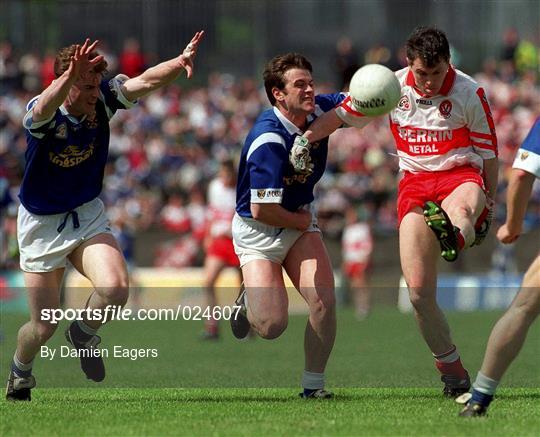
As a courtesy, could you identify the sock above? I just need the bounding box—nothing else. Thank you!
[456,226,474,249]
[473,371,499,397]
[433,345,468,378]
[71,320,98,342]
[12,354,33,378]
[456,230,466,250]
[302,370,324,393]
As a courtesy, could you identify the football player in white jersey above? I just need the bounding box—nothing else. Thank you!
[201,160,241,340]
[290,26,499,397]
[460,118,540,416]
[6,32,204,401]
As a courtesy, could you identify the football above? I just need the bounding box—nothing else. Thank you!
[349,64,401,116]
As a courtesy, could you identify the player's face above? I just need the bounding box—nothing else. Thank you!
[279,68,315,113]
[408,57,449,97]
[68,72,102,116]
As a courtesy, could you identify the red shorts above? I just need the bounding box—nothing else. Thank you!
[343,262,370,278]
[207,236,240,267]
[397,165,485,227]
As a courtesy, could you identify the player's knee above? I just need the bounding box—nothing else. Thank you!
[408,289,436,311]
[256,317,288,339]
[97,280,129,306]
[32,322,58,344]
[308,293,336,319]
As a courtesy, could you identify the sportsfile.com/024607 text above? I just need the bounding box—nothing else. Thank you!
[40,305,243,324]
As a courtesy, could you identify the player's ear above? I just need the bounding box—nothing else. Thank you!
[272,86,285,103]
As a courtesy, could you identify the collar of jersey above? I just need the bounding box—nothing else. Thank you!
[273,106,303,135]
[405,64,456,97]
[59,105,88,124]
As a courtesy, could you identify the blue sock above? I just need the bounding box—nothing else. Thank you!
[471,388,494,407]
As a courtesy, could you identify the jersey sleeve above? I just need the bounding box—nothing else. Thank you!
[467,87,498,159]
[22,96,59,138]
[315,92,346,112]
[246,133,288,204]
[512,119,540,178]
[99,74,137,119]
[334,94,374,129]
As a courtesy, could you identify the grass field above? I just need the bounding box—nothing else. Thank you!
[1,307,539,435]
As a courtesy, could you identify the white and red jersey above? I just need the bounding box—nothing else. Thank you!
[207,178,236,238]
[336,66,498,173]
[342,222,373,264]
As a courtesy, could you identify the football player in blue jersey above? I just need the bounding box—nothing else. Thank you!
[459,118,540,416]
[231,53,347,399]
[6,32,204,401]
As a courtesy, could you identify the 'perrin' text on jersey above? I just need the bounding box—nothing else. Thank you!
[398,128,453,143]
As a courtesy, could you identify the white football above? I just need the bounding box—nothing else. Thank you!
[349,64,401,116]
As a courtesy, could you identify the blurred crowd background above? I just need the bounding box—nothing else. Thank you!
[1,0,539,280]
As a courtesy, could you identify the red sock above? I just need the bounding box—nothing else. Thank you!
[456,231,465,250]
[434,345,468,378]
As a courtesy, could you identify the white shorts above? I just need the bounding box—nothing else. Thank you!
[232,211,320,267]
[17,198,112,272]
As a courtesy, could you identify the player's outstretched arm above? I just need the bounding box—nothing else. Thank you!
[33,39,103,122]
[496,168,535,244]
[121,30,204,101]
[303,109,343,144]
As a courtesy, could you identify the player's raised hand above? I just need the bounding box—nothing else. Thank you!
[178,30,204,79]
[65,38,104,81]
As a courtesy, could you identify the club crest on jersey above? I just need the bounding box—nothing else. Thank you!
[398,95,411,111]
[520,151,529,161]
[55,122,68,139]
[438,100,452,119]
[257,189,266,199]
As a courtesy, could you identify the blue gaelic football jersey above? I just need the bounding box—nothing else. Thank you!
[236,93,345,217]
[19,76,136,214]
[512,118,540,179]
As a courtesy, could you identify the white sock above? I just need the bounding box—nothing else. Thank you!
[473,371,500,396]
[302,370,324,390]
[77,320,98,336]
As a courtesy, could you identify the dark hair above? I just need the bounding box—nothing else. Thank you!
[54,44,108,78]
[406,26,450,68]
[263,53,312,105]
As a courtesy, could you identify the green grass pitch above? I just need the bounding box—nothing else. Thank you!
[1,307,538,435]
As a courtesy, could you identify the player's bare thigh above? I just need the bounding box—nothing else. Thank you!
[68,232,129,290]
[283,231,334,307]
[442,181,486,223]
[241,259,288,333]
[399,208,439,291]
[23,269,65,321]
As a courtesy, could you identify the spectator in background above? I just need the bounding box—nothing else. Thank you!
[119,38,146,78]
[201,160,240,340]
[333,36,359,91]
[341,204,374,320]
[0,41,19,93]
[40,49,56,89]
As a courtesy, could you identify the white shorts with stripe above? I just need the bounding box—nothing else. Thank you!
[232,210,320,267]
[17,198,112,272]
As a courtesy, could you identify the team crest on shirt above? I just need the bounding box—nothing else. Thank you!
[438,100,452,119]
[520,151,529,161]
[55,122,68,139]
[257,189,266,199]
[398,96,411,111]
